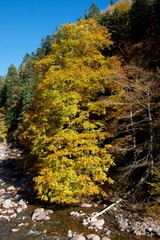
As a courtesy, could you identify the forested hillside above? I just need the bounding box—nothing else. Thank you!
[0,0,159,207]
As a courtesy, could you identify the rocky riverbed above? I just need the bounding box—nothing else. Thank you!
[0,142,159,240]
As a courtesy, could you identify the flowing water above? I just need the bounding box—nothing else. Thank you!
[0,144,158,240]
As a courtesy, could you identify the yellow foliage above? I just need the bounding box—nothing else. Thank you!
[20,18,123,204]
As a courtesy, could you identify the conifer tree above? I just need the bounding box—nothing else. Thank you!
[5,64,22,132]
[19,54,38,117]
[87,3,100,20]
[129,0,150,41]
[110,0,114,5]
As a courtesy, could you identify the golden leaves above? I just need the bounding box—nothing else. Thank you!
[20,18,123,204]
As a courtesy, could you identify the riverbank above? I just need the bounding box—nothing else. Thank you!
[0,142,159,240]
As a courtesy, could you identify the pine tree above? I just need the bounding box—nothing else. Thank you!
[129,0,151,41]
[5,64,22,132]
[99,8,130,48]
[110,0,114,5]
[19,54,38,117]
[87,3,100,20]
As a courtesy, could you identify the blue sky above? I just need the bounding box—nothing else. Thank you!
[0,0,113,76]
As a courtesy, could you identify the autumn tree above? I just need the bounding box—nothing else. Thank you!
[20,19,123,204]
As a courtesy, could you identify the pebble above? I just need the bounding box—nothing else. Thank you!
[12,228,20,232]
[7,209,15,214]
[70,211,86,217]
[16,207,23,213]
[0,188,6,195]
[67,229,73,238]
[0,215,10,220]
[80,203,92,208]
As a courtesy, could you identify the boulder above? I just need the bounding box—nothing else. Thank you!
[18,199,27,210]
[90,218,105,228]
[2,199,15,209]
[7,186,16,192]
[86,234,100,239]
[32,208,53,221]
[71,234,86,240]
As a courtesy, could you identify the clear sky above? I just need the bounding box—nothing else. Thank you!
[0,0,114,76]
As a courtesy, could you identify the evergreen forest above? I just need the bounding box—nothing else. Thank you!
[0,0,159,210]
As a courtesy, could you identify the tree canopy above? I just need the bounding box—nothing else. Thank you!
[20,19,123,204]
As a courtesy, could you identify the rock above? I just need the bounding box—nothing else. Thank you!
[80,203,92,208]
[92,236,100,240]
[0,215,10,220]
[71,234,86,240]
[0,153,5,159]
[26,229,40,236]
[67,230,73,238]
[116,212,160,237]
[7,209,15,214]
[12,228,20,232]
[31,208,53,221]
[90,219,105,228]
[15,194,22,200]
[16,207,23,213]
[0,198,5,204]
[86,234,100,240]
[2,199,15,209]
[18,199,27,209]
[105,230,111,236]
[90,217,98,222]
[32,208,44,220]
[101,237,111,240]
[18,223,25,227]
[70,211,85,217]
[1,210,7,214]
[10,213,17,218]
[7,186,16,192]
[0,188,6,195]
[82,219,88,225]
[86,234,96,239]
[45,209,53,214]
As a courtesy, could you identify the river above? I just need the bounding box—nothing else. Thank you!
[0,143,159,240]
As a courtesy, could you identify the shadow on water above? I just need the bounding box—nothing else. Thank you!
[0,153,158,240]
